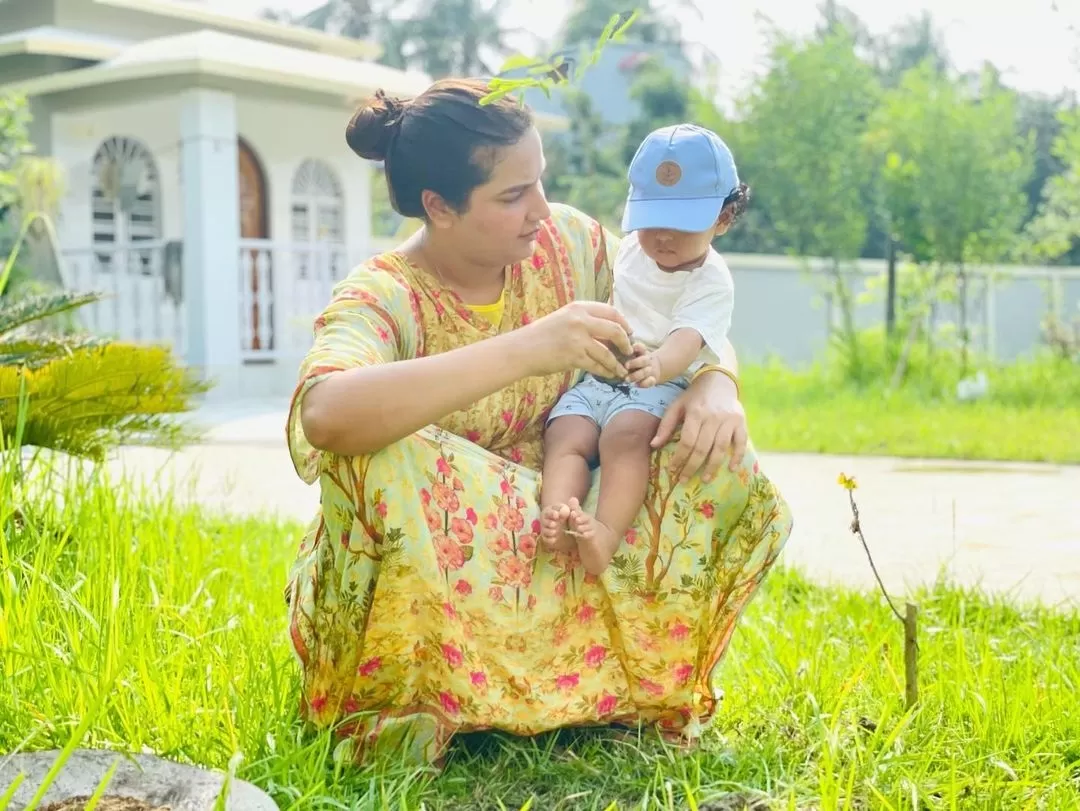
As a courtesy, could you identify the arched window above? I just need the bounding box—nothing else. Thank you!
[291,159,344,244]
[291,158,344,281]
[91,136,161,272]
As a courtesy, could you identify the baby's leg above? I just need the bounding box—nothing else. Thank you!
[570,408,660,576]
[540,415,600,552]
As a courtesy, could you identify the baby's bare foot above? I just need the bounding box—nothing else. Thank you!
[540,504,576,552]
[567,497,619,575]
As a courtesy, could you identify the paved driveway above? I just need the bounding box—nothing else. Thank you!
[109,404,1080,607]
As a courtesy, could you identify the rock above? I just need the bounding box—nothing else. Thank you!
[0,750,277,811]
[40,798,169,811]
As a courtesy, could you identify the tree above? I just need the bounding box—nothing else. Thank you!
[398,0,521,77]
[815,0,874,56]
[267,0,381,39]
[0,93,32,214]
[737,31,880,378]
[872,11,949,88]
[558,0,681,48]
[1025,105,1080,263]
[542,90,626,228]
[288,0,526,77]
[617,58,690,163]
[868,64,1032,378]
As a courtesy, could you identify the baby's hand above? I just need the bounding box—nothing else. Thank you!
[626,342,661,388]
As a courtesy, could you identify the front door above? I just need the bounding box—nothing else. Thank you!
[238,139,270,351]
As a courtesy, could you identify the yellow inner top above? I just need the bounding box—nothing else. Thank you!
[466,293,505,327]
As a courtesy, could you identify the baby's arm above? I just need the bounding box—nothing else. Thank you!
[626,328,703,388]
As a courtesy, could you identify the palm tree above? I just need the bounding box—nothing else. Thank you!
[288,0,528,77]
[558,0,687,47]
[406,0,527,76]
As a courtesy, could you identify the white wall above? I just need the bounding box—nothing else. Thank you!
[234,94,371,261]
[51,94,184,250]
[235,93,372,379]
[48,95,185,352]
[50,92,372,254]
[46,86,374,398]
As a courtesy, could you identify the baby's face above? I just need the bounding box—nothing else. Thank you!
[636,226,718,272]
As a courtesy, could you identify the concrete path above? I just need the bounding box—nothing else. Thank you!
[110,401,1080,608]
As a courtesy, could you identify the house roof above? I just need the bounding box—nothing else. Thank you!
[1,28,570,129]
[0,26,127,61]
[1,29,433,103]
[89,0,380,60]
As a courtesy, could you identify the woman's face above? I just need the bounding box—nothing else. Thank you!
[446,127,552,268]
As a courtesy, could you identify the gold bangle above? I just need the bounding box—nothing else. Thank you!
[691,364,741,398]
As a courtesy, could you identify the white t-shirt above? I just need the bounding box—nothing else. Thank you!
[612,231,734,376]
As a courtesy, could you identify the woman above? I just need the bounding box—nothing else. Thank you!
[287,78,793,766]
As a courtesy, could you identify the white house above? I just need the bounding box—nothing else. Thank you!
[0,0,437,399]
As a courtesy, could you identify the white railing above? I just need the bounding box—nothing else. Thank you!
[61,241,185,355]
[238,240,352,361]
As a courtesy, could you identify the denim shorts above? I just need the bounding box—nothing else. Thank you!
[547,374,689,429]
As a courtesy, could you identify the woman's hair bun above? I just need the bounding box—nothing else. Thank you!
[346,89,410,161]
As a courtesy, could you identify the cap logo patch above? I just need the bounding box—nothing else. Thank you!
[655,160,681,186]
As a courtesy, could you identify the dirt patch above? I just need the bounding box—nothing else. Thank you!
[39,797,170,811]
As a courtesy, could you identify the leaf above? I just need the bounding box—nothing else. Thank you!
[1,341,210,460]
[0,335,103,368]
[611,9,641,41]
[0,290,102,337]
[497,54,543,73]
[461,545,474,561]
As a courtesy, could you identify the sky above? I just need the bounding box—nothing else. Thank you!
[220,0,1080,101]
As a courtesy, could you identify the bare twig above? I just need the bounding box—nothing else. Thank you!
[842,482,904,623]
[839,473,920,709]
[904,602,919,708]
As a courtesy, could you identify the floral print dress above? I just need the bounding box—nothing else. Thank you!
[285,203,794,765]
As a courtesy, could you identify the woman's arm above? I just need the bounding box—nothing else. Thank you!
[301,330,531,456]
[301,299,635,457]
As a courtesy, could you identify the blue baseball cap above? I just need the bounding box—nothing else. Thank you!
[621,123,740,233]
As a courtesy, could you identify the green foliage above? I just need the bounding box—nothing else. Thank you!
[540,91,626,230]
[620,59,689,164]
[0,291,210,461]
[866,65,1033,373]
[557,0,680,48]
[734,31,880,378]
[1025,106,1080,261]
[0,92,32,211]
[739,31,880,263]
[4,464,1078,808]
[742,342,1080,463]
[870,64,1032,267]
[481,11,639,105]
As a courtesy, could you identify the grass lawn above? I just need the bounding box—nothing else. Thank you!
[3,458,1079,810]
[740,358,1080,464]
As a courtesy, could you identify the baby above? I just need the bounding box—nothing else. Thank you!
[540,123,751,576]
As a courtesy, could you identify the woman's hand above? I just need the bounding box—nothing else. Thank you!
[515,301,635,380]
[650,371,748,483]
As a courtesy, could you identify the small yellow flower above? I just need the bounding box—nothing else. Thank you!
[837,473,858,491]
